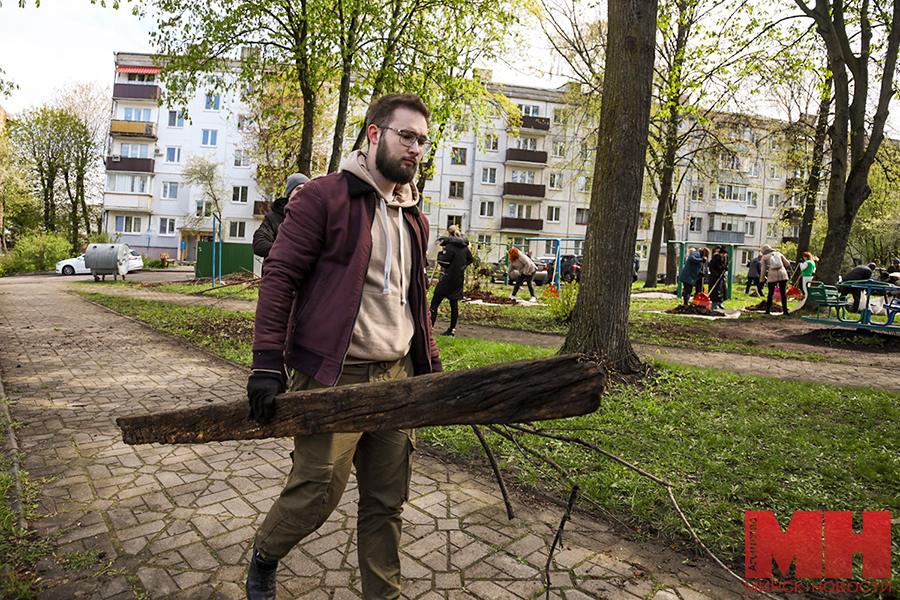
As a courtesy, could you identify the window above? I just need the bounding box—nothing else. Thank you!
[508,236,526,249]
[120,143,148,159]
[788,194,801,208]
[166,147,182,164]
[106,174,148,193]
[553,108,566,125]
[579,143,592,160]
[576,175,591,192]
[747,191,758,207]
[712,214,743,231]
[229,221,246,239]
[167,110,185,128]
[484,134,498,151]
[745,220,756,236]
[124,108,151,121]
[639,212,651,229]
[544,240,557,254]
[232,186,249,203]
[767,222,780,238]
[549,172,563,190]
[481,167,496,184]
[421,196,432,214]
[547,205,560,223]
[717,183,747,202]
[477,234,492,249]
[159,217,176,235]
[237,114,248,131]
[114,215,142,233]
[689,216,703,232]
[691,186,705,202]
[479,201,494,217]
[719,153,743,171]
[741,250,752,265]
[748,161,759,177]
[551,141,565,157]
[508,203,532,219]
[768,193,780,208]
[575,208,589,225]
[518,104,540,116]
[234,149,251,167]
[161,182,178,199]
[196,201,214,217]
[768,164,781,180]
[451,147,467,165]
[205,94,221,110]
[127,73,155,84]
[572,239,585,254]
[202,129,218,146]
[511,170,535,184]
[449,181,464,198]
[447,215,462,230]
[514,137,538,151]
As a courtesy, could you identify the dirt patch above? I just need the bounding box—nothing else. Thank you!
[464,289,518,305]
[666,304,725,317]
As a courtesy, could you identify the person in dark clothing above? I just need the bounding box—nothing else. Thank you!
[252,173,310,260]
[429,225,474,337]
[633,252,641,283]
[746,254,763,295]
[678,247,709,305]
[707,246,729,309]
[841,262,876,312]
[888,258,900,274]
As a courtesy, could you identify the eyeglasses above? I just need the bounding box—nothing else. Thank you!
[379,126,432,152]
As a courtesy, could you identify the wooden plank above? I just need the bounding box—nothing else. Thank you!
[117,354,605,445]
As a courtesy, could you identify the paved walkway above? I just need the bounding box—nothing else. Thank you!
[0,274,824,600]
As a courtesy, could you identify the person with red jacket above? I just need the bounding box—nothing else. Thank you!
[245,94,441,600]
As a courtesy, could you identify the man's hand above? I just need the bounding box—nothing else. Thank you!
[247,370,286,425]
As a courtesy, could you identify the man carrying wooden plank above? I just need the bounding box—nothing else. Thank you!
[245,94,442,600]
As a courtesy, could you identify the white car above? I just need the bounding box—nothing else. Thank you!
[56,254,89,276]
[56,250,143,276]
[127,250,144,272]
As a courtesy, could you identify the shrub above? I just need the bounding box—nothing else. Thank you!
[544,281,579,322]
[6,232,72,273]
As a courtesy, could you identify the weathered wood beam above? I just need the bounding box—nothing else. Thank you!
[117,354,605,445]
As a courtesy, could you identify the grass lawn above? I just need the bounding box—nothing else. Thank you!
[74,291,900,592]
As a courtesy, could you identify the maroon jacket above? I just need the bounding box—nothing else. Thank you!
[252,171,442,386]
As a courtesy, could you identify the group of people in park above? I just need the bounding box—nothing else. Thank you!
[677,245,731,310]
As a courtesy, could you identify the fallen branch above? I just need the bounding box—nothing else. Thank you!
[117,354,605,445]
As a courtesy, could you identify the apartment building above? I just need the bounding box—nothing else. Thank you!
[102,52,261,262]
[424,78,805,273]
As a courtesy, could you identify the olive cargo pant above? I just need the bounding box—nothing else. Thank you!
[254,355,415,600]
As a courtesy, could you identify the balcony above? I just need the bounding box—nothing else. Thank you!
[707,230,746,244]
[103,192,152,213]
[505,148,548,165]
[520,115,551,132]
[501,217,544,231]
[113,83,160,101]
[106,156,155,173]
[110,120,158,140]
[503,182,545,198]
[711,201,748,215]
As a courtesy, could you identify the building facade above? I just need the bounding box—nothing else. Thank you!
[102,53,261,263]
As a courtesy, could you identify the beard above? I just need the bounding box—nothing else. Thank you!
[375,141,418,185]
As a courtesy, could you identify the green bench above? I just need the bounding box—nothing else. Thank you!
[804,281,854,321]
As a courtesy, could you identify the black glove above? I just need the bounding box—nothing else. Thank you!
[247,370,286,425]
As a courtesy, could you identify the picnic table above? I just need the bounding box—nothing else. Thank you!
[803,279,900,332]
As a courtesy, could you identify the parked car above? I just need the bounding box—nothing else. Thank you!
[490,257,549,285]
[57,250,143,276]
[56,254,90,276]
[127,250,144,272]
[559,255,583,283]
[538,256,558,283]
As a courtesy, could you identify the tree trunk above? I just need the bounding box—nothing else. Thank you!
[561,0,658,374]
[117,354,606,445]
[795,75,831,263]
[328,9,360,174]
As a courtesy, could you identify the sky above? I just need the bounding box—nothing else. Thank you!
[0,1,565,116]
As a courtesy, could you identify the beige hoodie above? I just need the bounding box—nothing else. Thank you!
[340,150,419,363]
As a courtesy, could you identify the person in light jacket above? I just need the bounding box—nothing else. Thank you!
[508,246,537,302]
[761,244,790,315]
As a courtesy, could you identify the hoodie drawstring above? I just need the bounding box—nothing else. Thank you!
[379,197,407,305]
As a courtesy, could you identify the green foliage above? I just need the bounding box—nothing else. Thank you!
[3,232,71,273]
[0,468,53,600]
[544,281,579,323]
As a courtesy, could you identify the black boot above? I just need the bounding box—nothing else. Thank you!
[246,550,278,600]
[439,328,455,337]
